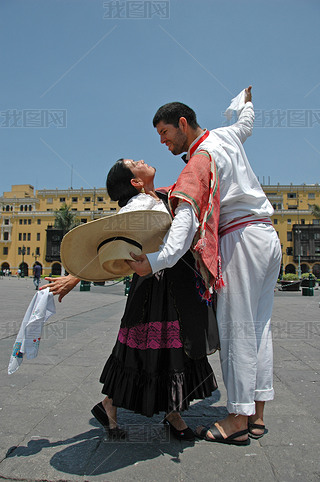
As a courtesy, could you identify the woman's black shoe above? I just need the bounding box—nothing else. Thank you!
[91,402,126,440]
[164,418,195,441]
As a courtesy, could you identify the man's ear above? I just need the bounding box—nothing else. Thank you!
[178,117,188,133]
[130,178,143,190]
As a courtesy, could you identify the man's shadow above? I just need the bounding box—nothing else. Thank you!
[6,391,226,477]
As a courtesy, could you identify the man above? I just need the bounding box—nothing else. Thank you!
[33,262,42,290]
[128,87,281,445]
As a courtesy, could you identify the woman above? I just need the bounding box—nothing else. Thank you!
[42,158,219,441]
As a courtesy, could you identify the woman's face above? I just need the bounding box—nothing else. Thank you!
[123,159,156,185]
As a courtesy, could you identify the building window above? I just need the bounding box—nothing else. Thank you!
[301,219,305,225]
[37,233,40,241]
[24,219,27,225]
[37,219,41,225]
[29,205,32,211]
[23,233,26,241]
[27,233,31,241]
[36,247,40,255]
[288,206,297,210]
[84,197,91,202]
[274,219,278,225]
[47,209,53,212]
[81,219,87,223]
[98,208,103,211]
[277,203,282,210]
[4,219,9,225]
[97,196,104,202]
[287,193,297,199]
[286,247,293,255]
[3,232,9,241]
[19,233,22,241]
[272,203,276,210]
[28,219,31,224]
[71,208,77,211]
[313,219,320,225]
[3,247,8,255]
[308,193,315,199]
[84,208,90,211]
[60,197,66,202]
[20,205,23,211]
[287,219,291,224]
[18,247,21,255]
[110,208,117,211]
[72,197,78,203]
[27,247,30,255]
[19,219,23,225]
[287,232,292,241]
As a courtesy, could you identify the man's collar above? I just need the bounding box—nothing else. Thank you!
[182,129,209,163]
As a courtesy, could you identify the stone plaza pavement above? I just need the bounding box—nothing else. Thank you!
[0,276,319,482]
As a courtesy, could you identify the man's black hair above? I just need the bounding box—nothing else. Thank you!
[152,102,199,130]
[106,159,139,208]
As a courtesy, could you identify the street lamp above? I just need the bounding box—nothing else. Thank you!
[296,229,301,278]
[21,245,26,278]
[32,251,39,263]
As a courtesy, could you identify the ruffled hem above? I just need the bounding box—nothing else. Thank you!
[100,353,217,417]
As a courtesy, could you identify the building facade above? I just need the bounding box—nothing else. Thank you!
[263,184,320,278]
[1,183,320,278]
[0,184,119,276]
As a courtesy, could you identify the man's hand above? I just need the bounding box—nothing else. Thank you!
[126,253,152,277]
[245,85,252,103]
[40,274,80,302]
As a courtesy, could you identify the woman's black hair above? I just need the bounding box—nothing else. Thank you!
[106,158,139,207]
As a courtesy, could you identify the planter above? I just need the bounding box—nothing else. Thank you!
[300,279,316,288]
[279,280,301,291]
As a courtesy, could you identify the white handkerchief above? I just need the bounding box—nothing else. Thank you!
[8,288,56,374]
[224,89,246,120]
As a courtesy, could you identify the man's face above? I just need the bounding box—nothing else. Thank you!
[156,120,188,156]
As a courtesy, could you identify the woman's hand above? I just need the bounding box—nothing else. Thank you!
[40,274,80,302]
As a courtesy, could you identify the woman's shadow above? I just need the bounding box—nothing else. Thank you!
[6,391,226,477]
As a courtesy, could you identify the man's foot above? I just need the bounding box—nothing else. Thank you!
[248,401,266,438]
[196,424,249,445]
[196,414,249,444]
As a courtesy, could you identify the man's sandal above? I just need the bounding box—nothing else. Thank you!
[196,424,249,446]
[248,422,266,439]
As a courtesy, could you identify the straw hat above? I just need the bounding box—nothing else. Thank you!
[60,210,171,281]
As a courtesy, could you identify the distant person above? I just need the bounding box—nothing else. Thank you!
[33,262,42,290]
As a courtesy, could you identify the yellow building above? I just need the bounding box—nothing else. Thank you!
[1,183,320,278]
[0,184,119,276]
[263,183,320,277]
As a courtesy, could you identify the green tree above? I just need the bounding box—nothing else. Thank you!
[311,204,320,219]
[54,203,80,235]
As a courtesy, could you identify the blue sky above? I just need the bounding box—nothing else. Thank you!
[0,0,319,195]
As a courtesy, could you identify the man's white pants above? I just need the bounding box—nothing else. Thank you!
[217,224,281,416]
